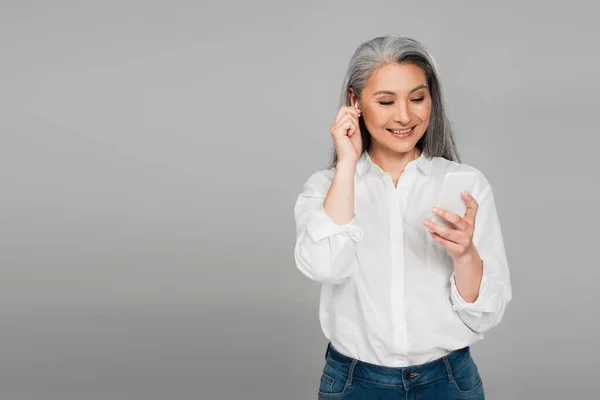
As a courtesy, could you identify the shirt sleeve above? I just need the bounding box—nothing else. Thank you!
[449,176,513,334]
[293,170,363,284]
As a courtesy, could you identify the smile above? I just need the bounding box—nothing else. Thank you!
[387,126,415,136]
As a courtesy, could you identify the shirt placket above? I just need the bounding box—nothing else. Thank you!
[387,168,417,356]
[385,177,404,354]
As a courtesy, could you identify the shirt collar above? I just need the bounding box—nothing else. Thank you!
[355,149,433,180]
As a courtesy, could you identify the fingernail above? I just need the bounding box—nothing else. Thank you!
[432,207,439,213]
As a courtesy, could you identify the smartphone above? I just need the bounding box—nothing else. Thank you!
[431,171,477,229]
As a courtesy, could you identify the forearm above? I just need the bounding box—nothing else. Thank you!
[453,249,483,303]
[323,160,357,225]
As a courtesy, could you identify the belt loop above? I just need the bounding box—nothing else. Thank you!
[325,342,331,360]
[442,356,454,384]
[346,359,359,387]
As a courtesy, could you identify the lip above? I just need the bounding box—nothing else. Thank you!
[387,126,416,137]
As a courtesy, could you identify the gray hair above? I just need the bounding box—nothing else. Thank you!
[329,35,461,168]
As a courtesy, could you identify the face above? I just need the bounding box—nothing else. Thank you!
[350,63,432,156]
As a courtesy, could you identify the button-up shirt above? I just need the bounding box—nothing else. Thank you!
[293,150,512,367]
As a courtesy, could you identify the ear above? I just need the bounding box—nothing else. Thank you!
[348,88,358,107]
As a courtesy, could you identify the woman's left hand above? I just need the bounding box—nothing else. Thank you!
[422,191,479,261]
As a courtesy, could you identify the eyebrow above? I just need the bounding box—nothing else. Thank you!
[373,84,428,96]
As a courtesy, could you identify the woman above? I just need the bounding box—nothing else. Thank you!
[293,36,512,399]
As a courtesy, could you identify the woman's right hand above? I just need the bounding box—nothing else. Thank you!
[330,105,363,163]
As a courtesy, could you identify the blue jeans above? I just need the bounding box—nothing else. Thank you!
[317,342,485,399]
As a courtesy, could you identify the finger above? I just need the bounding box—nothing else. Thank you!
[332,114,358,132]
[345,105,361,116]
[341,108,360,124]
[331,120,358,141]
[344,118,359,137]
[422,219,462,244]
[462,191,479,225]
[432,207,469,232]
[333,112,358,126]
[348,123,361,138]
[347,121,360,137]
[334,107,346,123]
[334,106,360,125]
[332,115,359,136]
[429,231,463,254]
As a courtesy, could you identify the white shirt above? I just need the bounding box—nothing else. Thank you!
[293,150,512,367]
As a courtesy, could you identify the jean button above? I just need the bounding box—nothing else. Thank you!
[404,372,419,380]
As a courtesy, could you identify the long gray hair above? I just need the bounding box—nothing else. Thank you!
[329,36,460,168]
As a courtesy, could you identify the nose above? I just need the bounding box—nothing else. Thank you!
[393,100,411,125]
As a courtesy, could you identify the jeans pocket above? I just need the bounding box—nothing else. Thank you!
[318,362,348,398]
[449,356,484,397]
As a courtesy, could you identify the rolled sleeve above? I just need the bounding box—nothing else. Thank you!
[293,170,363,284]
[306,205,364,243]
[450,260,498,314]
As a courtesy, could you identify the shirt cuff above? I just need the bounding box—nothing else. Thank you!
[450,260,498,313]
[305,206,363,243]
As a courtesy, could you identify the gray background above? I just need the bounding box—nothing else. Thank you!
[1,1,598,399]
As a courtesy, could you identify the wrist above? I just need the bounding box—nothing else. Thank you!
[337,158,357,166]
[453,247,480,266]
[336,159,357,174]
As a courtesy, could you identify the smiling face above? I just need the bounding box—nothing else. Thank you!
[350,63,432,157]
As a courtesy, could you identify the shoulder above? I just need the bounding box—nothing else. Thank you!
[429,156,493,199]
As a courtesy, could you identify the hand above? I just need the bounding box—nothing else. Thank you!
[330,105,362,163]
[422,191,480,260]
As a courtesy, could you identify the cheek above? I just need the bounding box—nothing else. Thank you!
[366,108,393,126]
[417,101,432,120]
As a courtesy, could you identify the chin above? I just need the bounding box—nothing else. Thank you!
[383,138,421,153]
[391,143,418,153]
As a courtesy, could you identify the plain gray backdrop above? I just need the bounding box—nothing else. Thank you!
[1,1,598,399]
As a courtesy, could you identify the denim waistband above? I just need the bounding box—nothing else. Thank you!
[324,342,472,390]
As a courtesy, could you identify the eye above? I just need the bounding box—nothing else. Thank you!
[379,97,425,106]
